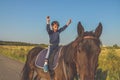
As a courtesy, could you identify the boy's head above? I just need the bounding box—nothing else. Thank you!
[51,21,59,32]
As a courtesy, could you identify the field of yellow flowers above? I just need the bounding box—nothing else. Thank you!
[0,45,120,80]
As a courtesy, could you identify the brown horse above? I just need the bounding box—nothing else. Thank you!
[73,22,103,80]
[21,45,78,80]
[21,22,102,80]
[56,22,102,80]
[21,29,80,80]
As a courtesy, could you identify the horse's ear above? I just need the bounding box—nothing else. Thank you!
[94,22,103,38]
[77,22,84,37]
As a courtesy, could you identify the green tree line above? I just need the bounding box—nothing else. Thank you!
[0,41,48,47]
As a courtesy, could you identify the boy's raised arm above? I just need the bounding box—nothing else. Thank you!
[58,19,72,33]
[46,16,52,34]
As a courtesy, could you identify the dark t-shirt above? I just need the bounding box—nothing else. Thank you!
[46,24,68,45]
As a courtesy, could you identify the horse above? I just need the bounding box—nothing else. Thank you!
[55,22,102,80]
[21,45,78,80]
[21,28,80,80]
[73,22,103,80]
[21,21,102,80]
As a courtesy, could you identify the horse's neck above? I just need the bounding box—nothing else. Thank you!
[62,44,76,63]
[61,37,80,63]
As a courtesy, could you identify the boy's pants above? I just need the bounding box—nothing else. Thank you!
[45,44,58,71]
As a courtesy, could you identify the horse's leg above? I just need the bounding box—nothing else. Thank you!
[22,59,34,80]
[22,47,44,80]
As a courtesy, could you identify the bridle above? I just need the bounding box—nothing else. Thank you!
[83,36,96,39]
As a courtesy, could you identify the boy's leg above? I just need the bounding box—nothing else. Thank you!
[48,45,54,70]
[43,46,50,72]
[44,45,54,72]
[48,44,58,79]
[45,46,50,59]
[48,44,58,70]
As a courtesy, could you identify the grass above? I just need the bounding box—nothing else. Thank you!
[98,47,120,80]
[0,45,35,62]
[0,45,120,79]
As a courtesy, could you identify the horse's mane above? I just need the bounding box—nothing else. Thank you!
[62,36,80,64]
[84,31,95,36]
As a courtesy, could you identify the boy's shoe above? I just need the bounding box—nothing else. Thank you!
[43,62,48,72]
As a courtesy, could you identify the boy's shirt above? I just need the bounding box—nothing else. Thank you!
[46,24,68,45]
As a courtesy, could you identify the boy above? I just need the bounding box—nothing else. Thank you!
[44,16,71,78]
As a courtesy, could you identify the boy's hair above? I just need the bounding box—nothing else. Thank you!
[51,21,60,27]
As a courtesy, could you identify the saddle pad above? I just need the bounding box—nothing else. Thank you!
[35,47,62,69]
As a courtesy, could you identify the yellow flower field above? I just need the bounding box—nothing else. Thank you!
[0,45,120,79]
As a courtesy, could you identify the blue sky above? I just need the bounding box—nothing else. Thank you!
[0,0,120,46]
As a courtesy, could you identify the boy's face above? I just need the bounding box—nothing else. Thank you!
[52,23,58,31]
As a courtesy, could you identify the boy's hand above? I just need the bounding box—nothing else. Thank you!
[66,19,72,26]
[46,16,50,24]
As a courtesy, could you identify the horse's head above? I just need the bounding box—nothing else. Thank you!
[76,22,102,80]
